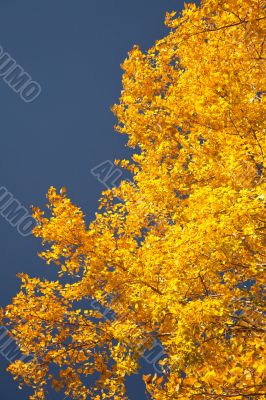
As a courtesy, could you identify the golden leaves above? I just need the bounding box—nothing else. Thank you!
[3,0,266,399]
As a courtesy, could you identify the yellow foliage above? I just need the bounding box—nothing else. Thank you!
[3,0,266,399]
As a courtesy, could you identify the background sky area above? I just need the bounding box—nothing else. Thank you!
[0,1,197,398]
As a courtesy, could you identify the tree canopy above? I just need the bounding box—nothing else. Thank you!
[2,0,266,399]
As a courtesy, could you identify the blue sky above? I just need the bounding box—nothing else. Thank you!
[0,1,194,398]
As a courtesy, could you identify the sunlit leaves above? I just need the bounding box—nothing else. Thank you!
[3,0,266,399]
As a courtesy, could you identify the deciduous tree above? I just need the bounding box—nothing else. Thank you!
[2,0,266,399]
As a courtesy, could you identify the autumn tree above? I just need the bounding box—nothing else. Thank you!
[2,0,266,399]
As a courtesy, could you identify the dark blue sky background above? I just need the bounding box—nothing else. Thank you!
[0,1,188,398]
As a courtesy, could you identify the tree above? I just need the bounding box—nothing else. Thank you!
[2,0,266,399]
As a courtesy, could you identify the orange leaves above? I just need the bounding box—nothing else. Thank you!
[143,374,152,385]
[3,0,266,399]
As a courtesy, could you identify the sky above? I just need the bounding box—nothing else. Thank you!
[0,1,193,399]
